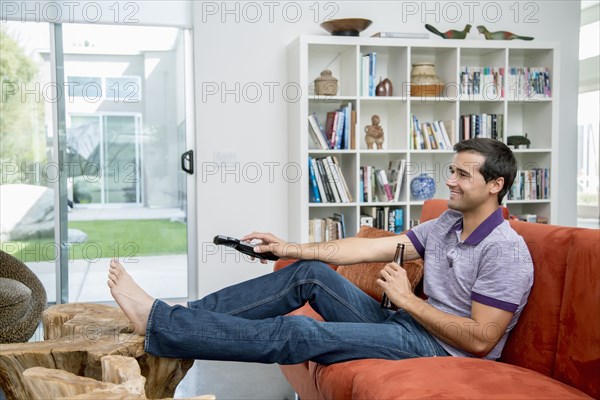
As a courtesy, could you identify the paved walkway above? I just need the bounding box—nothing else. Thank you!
[27,254,188,303]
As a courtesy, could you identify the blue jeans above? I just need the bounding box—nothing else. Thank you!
[145,260,449,365]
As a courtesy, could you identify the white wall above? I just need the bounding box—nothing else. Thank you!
[1,0,192,27]
[193,1,581,297]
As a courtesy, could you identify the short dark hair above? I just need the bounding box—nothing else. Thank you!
[454,138,517,204]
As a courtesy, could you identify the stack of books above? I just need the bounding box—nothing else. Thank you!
[508,168,550,201]
[361,52,377,97]
[308,104,356,150]
[309,213,346,242]
[460,66,505,99]
[309,156,353,203]
[507,67,551,99]
[360,159,406,203]
[360,207,404,233]
[459,114,504,141]
[411,115,455,150]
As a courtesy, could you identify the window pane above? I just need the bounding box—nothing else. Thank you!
[103,115,138,204]
[67,76,102,97]
[577,91,599,209]
[68,115,102,203]
[0,21,56,305]
[106,77,141,101]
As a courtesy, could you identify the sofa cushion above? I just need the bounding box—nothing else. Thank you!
[554,228,600,399]
[500,221,574,378]
[315,357,592,399]
[336,226,424,301]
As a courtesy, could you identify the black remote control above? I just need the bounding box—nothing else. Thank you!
[213,235,280,261]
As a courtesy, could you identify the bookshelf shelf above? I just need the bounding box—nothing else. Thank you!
[506,199,552,204]
[288,36,559,243]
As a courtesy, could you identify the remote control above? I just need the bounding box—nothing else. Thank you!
[213,235,279,261]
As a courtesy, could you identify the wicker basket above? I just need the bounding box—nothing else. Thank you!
[410,83,445,97]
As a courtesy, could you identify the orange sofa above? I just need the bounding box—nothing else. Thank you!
[274,203,599,399]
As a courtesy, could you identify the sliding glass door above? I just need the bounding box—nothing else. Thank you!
[69,114,141,205]
[0,21,196,304]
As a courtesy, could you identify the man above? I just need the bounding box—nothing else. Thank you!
[108,138,533,364]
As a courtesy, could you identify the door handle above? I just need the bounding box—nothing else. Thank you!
[181,150,194,175]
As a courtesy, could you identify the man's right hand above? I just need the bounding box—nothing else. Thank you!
[240,232,298,263]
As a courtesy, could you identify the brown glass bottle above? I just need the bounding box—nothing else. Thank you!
[381,243,405,310]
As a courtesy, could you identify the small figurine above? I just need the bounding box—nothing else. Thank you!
[365,115,384,149]
[477,26,534,41]
[425,24,471,39]
[507,134,531,149]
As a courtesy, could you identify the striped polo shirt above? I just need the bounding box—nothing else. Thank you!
[406,208,534,360]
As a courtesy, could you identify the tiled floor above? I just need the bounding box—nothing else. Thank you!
[175,360,296,399]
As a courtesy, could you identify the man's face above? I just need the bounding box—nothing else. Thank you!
[446,151,494,212]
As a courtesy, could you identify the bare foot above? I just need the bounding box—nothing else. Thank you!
[107,258,154,335]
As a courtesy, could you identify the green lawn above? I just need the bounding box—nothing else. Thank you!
[1,219,187,262]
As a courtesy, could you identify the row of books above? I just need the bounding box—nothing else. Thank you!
[308,104,356,150]
[459,114,504,142]
[360,207,404,234]
[360,160,406,203]
[507,67,551,98]
[361,52,377,97]
[508,168,550,201]
[309,213,346,243]
[308,156,353,203]
[411,116,455,150]
[459,67,504,98]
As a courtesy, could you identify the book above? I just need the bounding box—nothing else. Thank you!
[389,159,406,202]
[333,212,346,239]
[308,113,328,150]
[343,103,352,150]
[394,208,404,233]
[308,159,321,203]
[431,121,446,150]
[323,156,343,203]
[442,120,456,145]
[368,52,377,96]
[350,110,357,149]
[371,31,430,39]
[438,121,453,148]
[360,215,374,227]
[376,169,394,201]
[310,158,327,203]
[361,54,370,97]
[324,111,337,147]
[331,155,353,202]
[315,158,334,202]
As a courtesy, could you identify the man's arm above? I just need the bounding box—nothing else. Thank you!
[241,232,421,265]
[378,263,513,357]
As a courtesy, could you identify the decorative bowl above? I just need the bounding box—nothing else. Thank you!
[320,18,372,36]
[410,174,437,200]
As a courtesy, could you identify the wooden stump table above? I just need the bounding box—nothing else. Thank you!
[0,303,209,400]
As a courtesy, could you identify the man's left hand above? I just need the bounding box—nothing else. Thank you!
[376,262,414,309]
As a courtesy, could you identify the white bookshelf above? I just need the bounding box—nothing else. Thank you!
[287,35,559,243]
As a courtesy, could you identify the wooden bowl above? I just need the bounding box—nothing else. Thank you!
[320,18,372,36]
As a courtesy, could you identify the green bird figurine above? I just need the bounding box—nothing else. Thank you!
[425,24,471,39]
[477,25,534,41]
